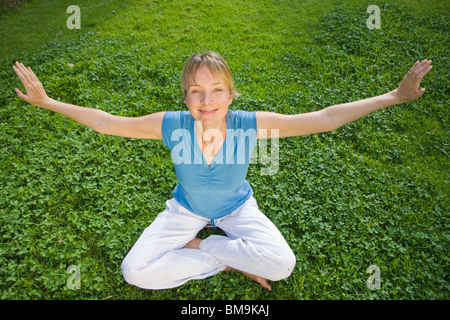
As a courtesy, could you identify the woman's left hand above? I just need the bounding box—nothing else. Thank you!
[395,59,433,103]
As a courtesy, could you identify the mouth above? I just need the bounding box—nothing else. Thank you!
[199,109,218,115]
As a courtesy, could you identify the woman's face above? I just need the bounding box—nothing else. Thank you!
[184,65,233,130]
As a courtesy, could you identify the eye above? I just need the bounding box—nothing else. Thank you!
[214,88,223,92]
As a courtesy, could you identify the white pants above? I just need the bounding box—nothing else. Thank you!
[121,196,296,289]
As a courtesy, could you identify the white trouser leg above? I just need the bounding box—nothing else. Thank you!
[121,199,226,289]
[200,196,296,281]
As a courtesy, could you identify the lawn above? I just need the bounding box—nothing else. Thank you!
[0,0,448,300]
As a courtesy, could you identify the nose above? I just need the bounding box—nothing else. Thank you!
[201,92,214,105]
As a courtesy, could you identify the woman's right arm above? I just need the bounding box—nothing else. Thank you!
[13,61,164,139]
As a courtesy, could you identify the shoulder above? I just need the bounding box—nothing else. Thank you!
[162,110,190,123]
[228,110,257,131]
[162,111,191,147]
[227,110,257,147]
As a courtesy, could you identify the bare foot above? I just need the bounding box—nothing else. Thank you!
[184,238,202,250]
[183,241,272,291]
[224,266,272,291]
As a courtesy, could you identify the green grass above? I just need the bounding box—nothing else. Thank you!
[0,0,448,300]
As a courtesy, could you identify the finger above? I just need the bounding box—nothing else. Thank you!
[408,60,432,79]
[15,62,40,92]
[16,62,33,82]
[409,60,420,72]
[15,61,27,74]
[405,61,420,79]
[416,64,432,79]
[412,62,433,84]
[412,59,431,73]
[12,64,27,85]
[19,62,34,83]
[416,59,432,70]
[28,66,40,83]
[24,64,42,87]
[416,59,432,73]
[416,88,426,98]
[14,88,25,98]
[14,61,32,84]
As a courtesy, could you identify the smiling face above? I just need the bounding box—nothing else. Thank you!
[185,65,233,130]
[181,51,238,131]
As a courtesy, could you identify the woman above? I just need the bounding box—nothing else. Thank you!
[12,52,432,291]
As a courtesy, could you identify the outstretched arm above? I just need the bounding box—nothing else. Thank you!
[257,59,433,138]
[12,61,164,139]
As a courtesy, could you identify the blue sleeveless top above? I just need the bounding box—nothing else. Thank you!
[161,110,257,220]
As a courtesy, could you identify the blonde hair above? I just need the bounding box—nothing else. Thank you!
[181,51,239,99]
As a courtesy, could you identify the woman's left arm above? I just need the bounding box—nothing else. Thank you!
[257,59,433,138]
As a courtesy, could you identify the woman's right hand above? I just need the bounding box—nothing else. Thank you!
[12,61,50,107]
